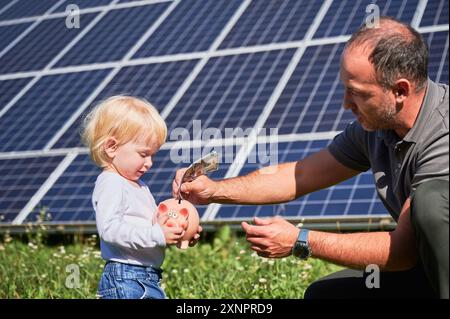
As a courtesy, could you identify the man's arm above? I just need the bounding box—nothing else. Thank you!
[173,149,360,205]
[243,198,419,271]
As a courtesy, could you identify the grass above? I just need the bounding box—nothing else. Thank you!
[0,226,342,299]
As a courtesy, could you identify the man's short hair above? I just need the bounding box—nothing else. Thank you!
[346,16,428,92]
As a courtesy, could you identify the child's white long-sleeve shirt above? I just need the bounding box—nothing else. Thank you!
[93,171,166,268]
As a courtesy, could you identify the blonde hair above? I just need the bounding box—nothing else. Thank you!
[82,95,167,168]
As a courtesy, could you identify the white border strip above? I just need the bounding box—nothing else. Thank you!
[203,0,334,221]
[12,151,78,225]
[43,0,181,151]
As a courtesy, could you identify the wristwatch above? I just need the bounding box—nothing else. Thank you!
[292,228,312,260]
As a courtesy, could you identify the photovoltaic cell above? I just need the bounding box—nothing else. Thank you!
[0,14,97,74]
[55,3,169,67]
[0,77,32,112]
[0,155,64,223]
[0,0,59,21]
[133,0,242,57]
[313,0,419,38]
[26,146,234,222]
[52,59,199,149]
[219,0,321,49]
[164,49,295,137]
[216,140,388,220]
[0,22,32,52]
[0,69,111,152]
[420,0,449,26]
[265,43,352,135]
[424,31,449,84]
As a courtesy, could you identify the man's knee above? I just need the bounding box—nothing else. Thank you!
[411,179,449,232]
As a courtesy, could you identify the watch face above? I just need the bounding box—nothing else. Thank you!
[293,242,310,259]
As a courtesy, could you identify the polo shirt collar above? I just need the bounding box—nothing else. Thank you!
[403,79,437,143]
[377,79,437,144]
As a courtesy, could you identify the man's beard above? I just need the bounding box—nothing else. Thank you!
[361,100,400,131]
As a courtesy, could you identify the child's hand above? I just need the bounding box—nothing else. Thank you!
[157,213,185,245]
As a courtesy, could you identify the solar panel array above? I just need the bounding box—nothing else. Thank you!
[0,0,448,232]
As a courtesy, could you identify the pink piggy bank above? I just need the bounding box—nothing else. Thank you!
[157,198,200,249]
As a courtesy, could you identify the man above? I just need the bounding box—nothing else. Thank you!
[172,17,449,298]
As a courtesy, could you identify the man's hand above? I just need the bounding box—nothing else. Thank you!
[241,216,300,258]
[172,168,219,205]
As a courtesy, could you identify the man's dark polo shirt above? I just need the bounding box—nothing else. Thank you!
[328,79,449,221]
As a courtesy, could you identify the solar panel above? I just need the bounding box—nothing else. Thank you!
[133,0,242,57]
[0,14,97,74]
[52,59,199,149]
[424,31,449,84]
[0,23,32,52]
[164,49,295,134]
[420,0,448,26]
[55,3,169,67]
[314,0,419,38]
[25,153,100,223]
[265,43,351,135]
[0,69,110,152]
[51,0,118,12]
[26,145,234,223]
[219,0,322,49]
[0,0,59,20]
[215,140,388,220]
[0,77,32,113]
[0,0,447,231]
[0,155,64,223]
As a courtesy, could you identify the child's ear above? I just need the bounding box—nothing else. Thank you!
[104,137,118,159]
[179,208,189,219]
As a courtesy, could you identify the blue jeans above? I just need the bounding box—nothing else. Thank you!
[97,261,166,299]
